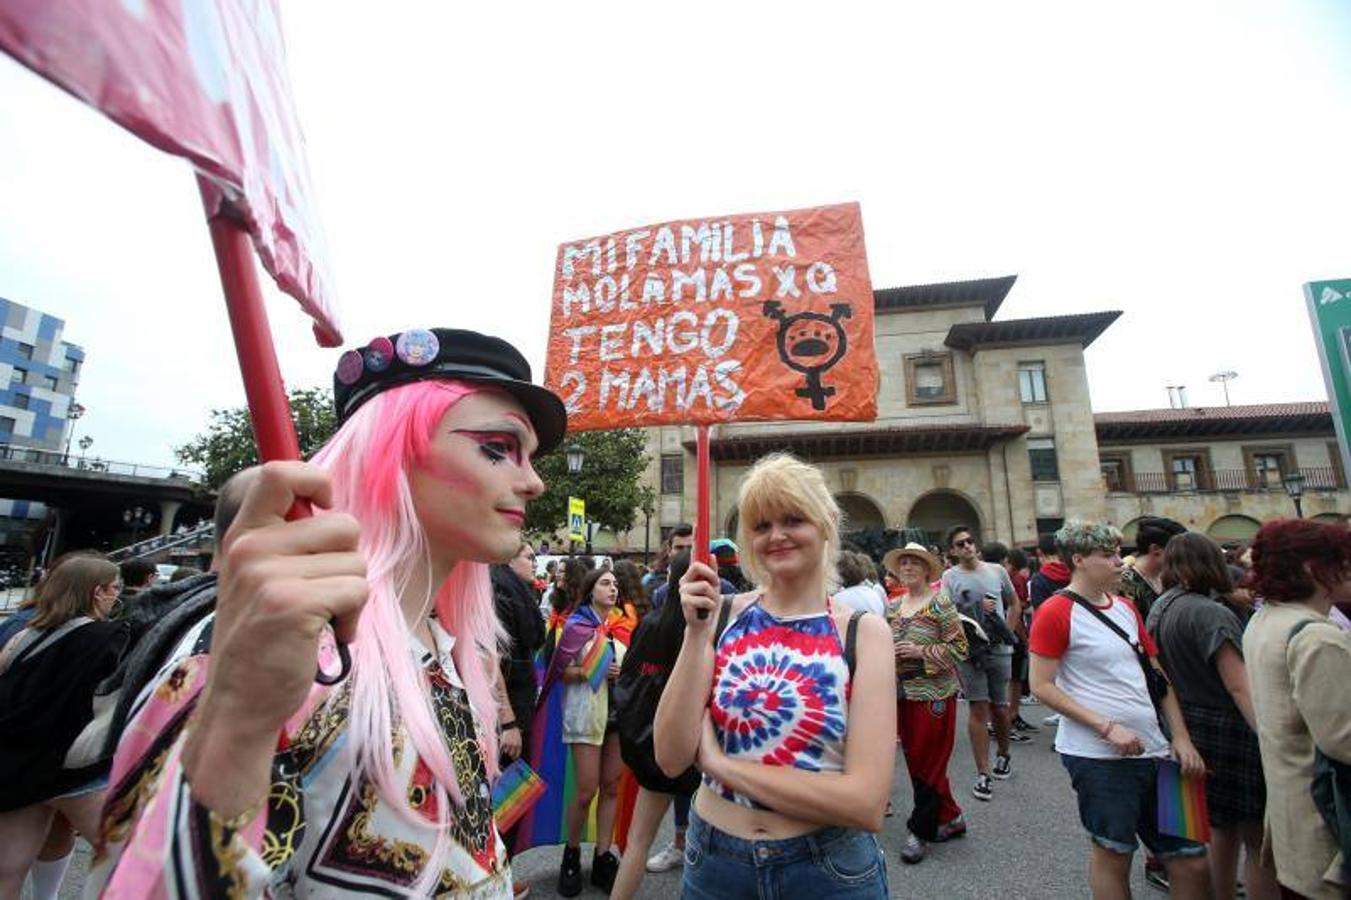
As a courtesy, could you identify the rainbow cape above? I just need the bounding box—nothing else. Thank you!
[492,758,547,834]
[516,605,638,851]
[1156,759,1210,843]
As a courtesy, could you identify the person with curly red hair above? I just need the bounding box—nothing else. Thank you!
[1243,518,1351,899]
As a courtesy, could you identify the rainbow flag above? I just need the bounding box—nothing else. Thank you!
[1156,759,1211,843]
[492,759,547,834]
[580,636,614,692]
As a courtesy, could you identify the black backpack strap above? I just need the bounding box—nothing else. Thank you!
[845,610,865,679]
[713,594,735,646]
[1060,589,1141,652]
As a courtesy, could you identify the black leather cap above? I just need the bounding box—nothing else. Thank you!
[332,328,567,455]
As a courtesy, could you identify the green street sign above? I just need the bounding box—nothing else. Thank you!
[1304,278,1351,476]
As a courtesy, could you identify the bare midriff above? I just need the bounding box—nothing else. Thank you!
[692,784,818,840]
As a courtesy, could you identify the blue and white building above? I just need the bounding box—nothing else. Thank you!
[0,297,85,541]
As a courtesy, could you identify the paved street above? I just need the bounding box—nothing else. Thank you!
[49,702,1158,899]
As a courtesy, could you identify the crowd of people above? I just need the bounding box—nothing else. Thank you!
[0,327,1346,899]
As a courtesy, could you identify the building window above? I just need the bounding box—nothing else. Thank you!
[16,343,33,360]
[660,454,683,495]
[64,356,80,376]
[1242,445,1295,490]
[10,367,25,385]
[1028,438,1060,481]
[42,375,58,391]
[1018,362,1048,403]
[1100,453,1134,492]
[1330,442,1346,489]
[904,352,956,405]
[1164,449,1212,491]
[11,393,28,411]
[0,416,14,436]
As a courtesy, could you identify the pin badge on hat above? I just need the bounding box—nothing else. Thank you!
[336,350,365,385]
[363,336,394,372]
[397,329,440,366]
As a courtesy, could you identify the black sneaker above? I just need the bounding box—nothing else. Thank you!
[591,848,620,893]
[557,845,583,897]
[992,753,1012,779]
[973,773,993,801]
[1008,730,1033,743]
[1012,715,1041,733]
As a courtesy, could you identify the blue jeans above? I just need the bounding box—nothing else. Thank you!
[681,808,888,899]
[1060,754,1207,859]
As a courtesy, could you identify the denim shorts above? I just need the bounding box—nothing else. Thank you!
[681,808,888,899]
[957,652,1012,705]
[1060,754,1207,859]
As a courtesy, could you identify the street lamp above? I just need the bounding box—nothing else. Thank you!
[123,505,154,545]
[1282,471,1306,518]
[565,443,585,557]
[62,401,86,463]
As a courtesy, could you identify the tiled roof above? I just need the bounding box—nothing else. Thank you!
[1095,402,1332,440]
[945,311,1121,351]
[873,275,1017,321]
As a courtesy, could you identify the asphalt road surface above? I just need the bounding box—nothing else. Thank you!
[49,700,1170,899]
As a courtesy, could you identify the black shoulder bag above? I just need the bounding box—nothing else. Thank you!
[1059,589,1171,737]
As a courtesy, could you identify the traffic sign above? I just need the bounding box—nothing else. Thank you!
[568,496,586,543]
[1305,278,1351,479]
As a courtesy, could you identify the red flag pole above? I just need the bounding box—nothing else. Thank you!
[199,177,302,463]
[197,175,348,684]
[694,424,712,617]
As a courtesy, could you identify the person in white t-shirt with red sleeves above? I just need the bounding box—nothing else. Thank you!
[1028,521,1212,900]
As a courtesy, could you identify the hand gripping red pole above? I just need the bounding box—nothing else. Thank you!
[198,176,350,685]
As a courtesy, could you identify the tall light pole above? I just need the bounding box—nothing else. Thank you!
[1282,472,1306,518]
[565,443,586,559]
[62,401,86,462]
[1209,371,1238,406]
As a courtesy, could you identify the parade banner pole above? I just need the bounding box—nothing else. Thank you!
[199,176,350,684]
[694,424,712,618]
[199,178,303,464]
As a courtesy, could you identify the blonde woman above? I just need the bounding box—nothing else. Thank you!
[655,454,895,899]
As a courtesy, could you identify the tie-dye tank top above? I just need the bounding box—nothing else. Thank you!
[703,599,851,810]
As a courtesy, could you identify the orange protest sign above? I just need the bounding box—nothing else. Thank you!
[545,203,878,431]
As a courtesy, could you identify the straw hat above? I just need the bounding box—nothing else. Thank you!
[883,542,943,580]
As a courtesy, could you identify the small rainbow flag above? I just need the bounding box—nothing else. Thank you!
[580,635,614,692]
[492,759,547,834]
[1156,759,1211,843]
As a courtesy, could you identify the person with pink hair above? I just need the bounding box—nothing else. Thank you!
[87,329,566,899]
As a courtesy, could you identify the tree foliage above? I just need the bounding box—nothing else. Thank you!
[176,387,336,489]
[525,428,652,537]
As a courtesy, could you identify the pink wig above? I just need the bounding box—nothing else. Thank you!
[311,379,502,882]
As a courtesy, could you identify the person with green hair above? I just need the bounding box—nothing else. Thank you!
[1028,521,1212,900]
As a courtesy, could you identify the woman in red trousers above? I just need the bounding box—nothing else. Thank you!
[883,542,969,864]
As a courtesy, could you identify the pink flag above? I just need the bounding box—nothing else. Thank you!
[0,0,342,346]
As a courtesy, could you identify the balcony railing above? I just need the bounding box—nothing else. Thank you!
[0,443,204,482]
[1106,466,1343,495]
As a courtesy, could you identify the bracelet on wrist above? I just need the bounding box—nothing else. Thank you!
[1099,720,1116,738]
[500,720,517,731]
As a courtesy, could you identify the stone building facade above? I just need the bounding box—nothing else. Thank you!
[593,277,1350,556]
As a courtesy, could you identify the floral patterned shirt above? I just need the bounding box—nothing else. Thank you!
[87,616,509,899]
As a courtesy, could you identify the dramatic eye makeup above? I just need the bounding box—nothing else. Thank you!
[451,427,527,465]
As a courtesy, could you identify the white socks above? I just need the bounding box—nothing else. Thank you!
[29,852,73,900]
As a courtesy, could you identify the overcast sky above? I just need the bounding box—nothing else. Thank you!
[0,0,1347,468]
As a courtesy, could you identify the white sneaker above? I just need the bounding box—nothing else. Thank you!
[646,842,684,873]
[1042,713,1061,727]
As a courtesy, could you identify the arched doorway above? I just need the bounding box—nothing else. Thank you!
[907,490,982,548]
[1207,515,1262,543]
[835,492,885,531]
[725,510,739,541]
[1313,512,1348,525]
[1120,517,1146,545]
